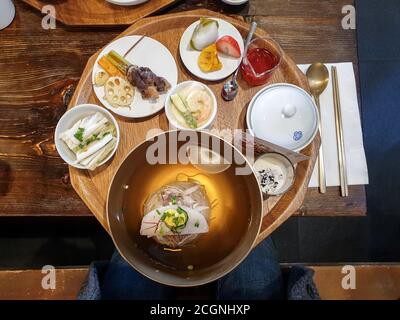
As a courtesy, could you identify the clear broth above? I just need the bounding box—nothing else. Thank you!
[122,162,253,271]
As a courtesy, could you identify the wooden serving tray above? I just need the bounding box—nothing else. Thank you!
[22,0,179,26]
[67,9,319,244]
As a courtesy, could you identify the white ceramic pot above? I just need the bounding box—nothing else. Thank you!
[246,83,319,152]
[0,0,15,30]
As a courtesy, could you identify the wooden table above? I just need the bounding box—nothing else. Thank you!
[2,264,400,300]
[0,0,366,220]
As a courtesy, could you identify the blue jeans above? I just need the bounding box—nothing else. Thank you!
[78,238,318,300]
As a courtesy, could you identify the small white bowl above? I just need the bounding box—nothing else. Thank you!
[55,104,120,170]
[165,81,218,131]
[221,0,248,5]
[254,152,295,196]
[106,0,148,6]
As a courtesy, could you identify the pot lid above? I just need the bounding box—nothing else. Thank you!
[247,83,319,151]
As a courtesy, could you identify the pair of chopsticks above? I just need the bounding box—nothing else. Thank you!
[331,66,348,197]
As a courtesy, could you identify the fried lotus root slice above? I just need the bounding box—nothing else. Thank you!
[104,76,134,108]
[94,71,109,87]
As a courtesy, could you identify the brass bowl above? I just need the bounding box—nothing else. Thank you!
[107,131,263,287]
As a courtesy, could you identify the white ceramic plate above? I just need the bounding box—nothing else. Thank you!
[106,0,148,6]
[179,18,244,81]
[246,83,319,152]
[92,35,178,118]
[55,104,120,170]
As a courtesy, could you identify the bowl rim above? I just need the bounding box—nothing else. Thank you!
[164,81,218,131]
[246,83,319,152]
[54,103,120,170]
[106,129,263,287]
[221,0,249,5]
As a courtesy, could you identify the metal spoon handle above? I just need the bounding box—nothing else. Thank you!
[244,21,258,51]
[232,21,257,82]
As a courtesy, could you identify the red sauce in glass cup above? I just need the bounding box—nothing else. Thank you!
[240,48,280,86]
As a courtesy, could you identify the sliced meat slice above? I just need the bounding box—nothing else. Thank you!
[126,65,171,99]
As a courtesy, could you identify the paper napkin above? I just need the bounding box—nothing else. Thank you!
[298,63,369,188]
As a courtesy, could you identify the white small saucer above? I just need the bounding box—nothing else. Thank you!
[179,18,244,81]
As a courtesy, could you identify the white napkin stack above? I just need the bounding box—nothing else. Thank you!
[297,63,369,188]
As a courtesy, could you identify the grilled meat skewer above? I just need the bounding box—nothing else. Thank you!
[107,50,171,100]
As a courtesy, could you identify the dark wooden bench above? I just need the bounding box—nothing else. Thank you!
[1,264,399,300]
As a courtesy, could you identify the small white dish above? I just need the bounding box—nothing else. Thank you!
[165,81,217,131]
[246,83,319,152]
[254,152,295,196]
[187,145,231,174]
[55,104,120,170]
[179,18,244,81]
[0,0,15,30]
[92,35,178,118]
[221,0,249,5]
[106,0,148,6]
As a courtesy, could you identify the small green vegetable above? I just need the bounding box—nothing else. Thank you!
[176,207,186,216]
[171,196,177,205]
[74,128,85,142]
[85,133,99,146]
[160,211,167,221]
[170,94,197,129]
[194,221,199,228]
[180,97,198,129]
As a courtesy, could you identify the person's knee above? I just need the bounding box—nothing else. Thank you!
[216,238,284,300]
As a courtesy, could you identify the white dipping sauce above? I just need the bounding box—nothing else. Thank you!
[253,153,295,196]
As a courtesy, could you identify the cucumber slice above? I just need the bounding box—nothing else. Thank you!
[170,94,186,113]
[170,94,198,129]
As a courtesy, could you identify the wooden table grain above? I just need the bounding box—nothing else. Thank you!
[0,0,366,218]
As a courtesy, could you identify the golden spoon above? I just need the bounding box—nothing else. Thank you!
[306,63,329,194]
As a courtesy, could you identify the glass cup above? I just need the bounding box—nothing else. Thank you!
[240,37,283,86]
